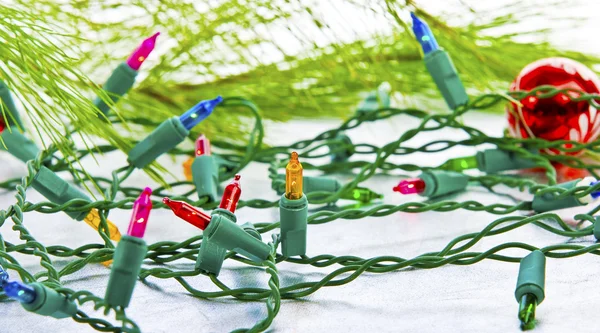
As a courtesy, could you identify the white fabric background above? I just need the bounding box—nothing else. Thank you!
[2,112,599,333]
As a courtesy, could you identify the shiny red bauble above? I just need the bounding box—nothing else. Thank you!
[507,57,600,153]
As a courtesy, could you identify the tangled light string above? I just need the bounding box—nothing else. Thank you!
[2,87,600,332]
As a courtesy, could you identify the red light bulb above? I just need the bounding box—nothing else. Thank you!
[219,174,241,213]
[393,178,426,195]
[0,117,5,133]
[195,134,211,156]
[126,32,160,70]
[163,197,211,230]
[127,187,152,238]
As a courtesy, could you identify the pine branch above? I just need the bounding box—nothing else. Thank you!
[1,0,598,158]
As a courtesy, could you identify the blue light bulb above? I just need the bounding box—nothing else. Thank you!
[590,180,600,199]
[0,265,8,284]
[410,12,440,55]
[179,96,223,131]
[3,280,37,304]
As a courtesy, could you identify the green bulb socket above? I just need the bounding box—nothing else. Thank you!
[127,117,189,169]
[419,170,469,198]
[356,83,391,116]
[531,178,591,213]
[515,250,546,305]
[105,236,147,308]
[191,155,219,202]
[195,209,235,276]
[594,216,600,241]
[196,217,263,276]
[205,209,271,263]
[273,175,341,196]
[356,92,379,115]
[424,49,469,110]
[240,222,262,241]
[21,283,77,319]
[330,133,354,162]
[0,130,40,163]
[0,79,24,129]
[31,166,91,221]
[93,62,138,116]
[279,193,308,257]
[476,149,538,173]
[196,239,227,276]
[213,155,236,174]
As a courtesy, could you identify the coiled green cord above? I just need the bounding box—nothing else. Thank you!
[2,88,600,331]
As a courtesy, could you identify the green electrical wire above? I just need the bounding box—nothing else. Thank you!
[2,87,600,331]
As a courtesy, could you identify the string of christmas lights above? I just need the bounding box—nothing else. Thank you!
[3,13,600,333]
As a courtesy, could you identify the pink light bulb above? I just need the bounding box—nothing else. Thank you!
[195,134,211,156]
[126,32,160,70]
[127,187,153,238]
[393,178,426,195]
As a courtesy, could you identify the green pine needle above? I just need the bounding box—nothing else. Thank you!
[1,0,599,174]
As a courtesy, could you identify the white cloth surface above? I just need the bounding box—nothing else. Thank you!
[1,112,599,333]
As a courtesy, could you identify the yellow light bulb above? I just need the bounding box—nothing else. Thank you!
[84,209,122,242]
[285,151,303,200]
[182,156,194,181]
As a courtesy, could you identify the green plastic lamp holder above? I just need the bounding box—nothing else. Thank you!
[127,117,188,169]
[279,193,308,257]
[355,82,392,116]
[356,92,380,116]
[0,79,41,163]
[93,62,138,116]
[31,166,91,221]
[191,155,219,202]
[214,155,236,173]
[20,283,77,319]
[515,250,546,330]
[476,148,538,174]
[196,238,227,276]
[531,177,593,213]
[196,219,262,276]
[424,50,469,110]
[0,129,40,163]
[105,235,147,308]
[330,133,354,162]
[515,250,546,304]
[0,79,24,129]
[195,209,233,276]
[273,175,341,196]
[419,170,469,198]
[240,222,262,241]
[204,208,271,263]
[594,216,600,241]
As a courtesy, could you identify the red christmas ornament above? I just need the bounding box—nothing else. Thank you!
[507,57,600,154]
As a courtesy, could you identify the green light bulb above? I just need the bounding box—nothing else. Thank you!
[518,294,537,331]
[437,155,478,171]
[341,187,383,203]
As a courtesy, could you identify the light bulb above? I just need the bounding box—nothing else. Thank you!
[179,96,223,131]
[410,12,439,55]
[127,187,153,238]
[126,32,160,70]
[83,209,122,241]
[285,152,303,200]
[219,174,241,213]
[163,198,212,230]
[393,178,426,195]
[195,134,211,156]
[3,280,36,304]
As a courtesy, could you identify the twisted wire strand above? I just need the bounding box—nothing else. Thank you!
[2,88,600,331]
